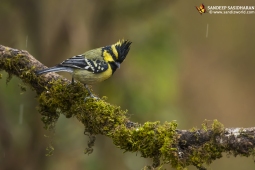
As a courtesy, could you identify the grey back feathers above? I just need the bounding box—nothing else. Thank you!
[35,66,73,75]
[35,54,109,75]
[59,55,109,73]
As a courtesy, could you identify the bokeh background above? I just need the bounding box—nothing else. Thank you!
[1,0,255,169]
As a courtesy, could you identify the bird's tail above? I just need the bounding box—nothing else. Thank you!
[35,66,73,75]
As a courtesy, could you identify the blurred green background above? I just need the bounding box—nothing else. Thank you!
[1,0,255,169]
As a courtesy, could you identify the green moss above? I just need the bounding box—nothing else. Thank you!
[211,119,224,134]
[111,121,178,168]
[188,142,223,167]
[45,143,54,156]
[181,120,225,169]
[18,83,27,93]
[190,127,198,132]
[37,87,231,170]
[0,48,39,87]
[201,120,209,132]
[37,79,128,134]
[79,99,127,134]
[38,79,85,129]
[6,73,13,84]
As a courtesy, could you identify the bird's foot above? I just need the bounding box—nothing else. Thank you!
[84,94,100,102]
[84,84,100,101]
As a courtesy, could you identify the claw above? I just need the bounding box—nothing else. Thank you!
[84,95,99,102]
[84,84,100,101]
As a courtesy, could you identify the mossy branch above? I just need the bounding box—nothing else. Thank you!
[1,45,255,170]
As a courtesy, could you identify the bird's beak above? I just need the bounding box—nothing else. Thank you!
[114,62,121,68]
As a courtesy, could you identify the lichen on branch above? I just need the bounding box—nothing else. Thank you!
[1,45,255,170]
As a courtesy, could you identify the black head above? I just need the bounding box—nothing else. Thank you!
[114,40,132,63]
[102,40,132,74]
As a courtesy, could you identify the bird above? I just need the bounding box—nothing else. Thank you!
[35,39,131,100]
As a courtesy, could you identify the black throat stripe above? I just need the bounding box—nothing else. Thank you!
[102,46,117,61]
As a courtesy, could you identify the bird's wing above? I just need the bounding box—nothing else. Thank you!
[59,55,109,73]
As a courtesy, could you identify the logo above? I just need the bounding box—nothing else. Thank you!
[195,4,255,15]
[195,4,206,15]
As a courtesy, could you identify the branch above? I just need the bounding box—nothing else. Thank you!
[1,45,255,170]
